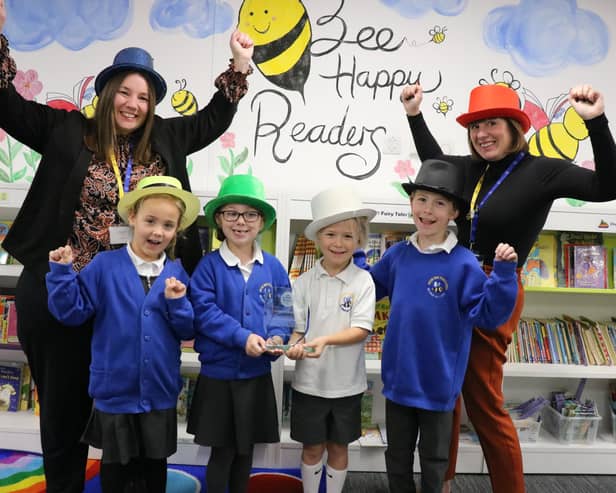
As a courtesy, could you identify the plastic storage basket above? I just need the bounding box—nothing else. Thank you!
[542,405,601,444]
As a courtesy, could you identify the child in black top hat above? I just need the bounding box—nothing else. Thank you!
[367,158,519,493]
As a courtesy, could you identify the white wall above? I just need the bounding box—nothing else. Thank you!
[2,0,615,214]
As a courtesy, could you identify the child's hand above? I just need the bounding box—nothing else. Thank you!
[265,335,284,356]
[49,245,73,265]
[245,333,266,357]
[303,336,327,358]
[400,83,423,116]
[285,343,305,360]
[164,277,186,299]
[494,243,518,263]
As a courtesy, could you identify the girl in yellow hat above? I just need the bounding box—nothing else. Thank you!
[46,176,200,492]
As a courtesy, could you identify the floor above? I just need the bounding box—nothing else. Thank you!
[343,472,616,492]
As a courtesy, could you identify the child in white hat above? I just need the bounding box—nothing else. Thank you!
[46,175,199,492]
[286,185,377,493]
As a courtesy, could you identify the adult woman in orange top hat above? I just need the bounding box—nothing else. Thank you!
[399,82,616,493]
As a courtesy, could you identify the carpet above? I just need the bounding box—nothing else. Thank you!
[0,449,308,492]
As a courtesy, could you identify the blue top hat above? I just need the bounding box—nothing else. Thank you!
[95,47,167,104]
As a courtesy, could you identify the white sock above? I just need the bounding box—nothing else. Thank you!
[301,461,323,493]
[325,464,347,493]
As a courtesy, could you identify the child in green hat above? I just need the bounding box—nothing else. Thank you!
[187,174,291,493]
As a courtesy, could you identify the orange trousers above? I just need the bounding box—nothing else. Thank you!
[445,270,526,493]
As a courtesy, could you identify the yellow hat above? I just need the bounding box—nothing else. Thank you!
[117,176,200,231]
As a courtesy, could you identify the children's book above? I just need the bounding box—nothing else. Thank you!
[557,232,602,287]
[364,233,383,265]
[0,361,23,412]
[573,245,607,289]
[0,221,12,265]
[521,233,558,287]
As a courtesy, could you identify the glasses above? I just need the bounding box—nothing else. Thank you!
[218,210,262,223]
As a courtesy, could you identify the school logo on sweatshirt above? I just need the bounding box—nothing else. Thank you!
[259,283,274,304]
[427,276,448,298]
[339,293,354,312]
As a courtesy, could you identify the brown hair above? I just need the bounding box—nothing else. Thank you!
[467,117,529,160]
[128,194,187,258]
[84,71,157,164]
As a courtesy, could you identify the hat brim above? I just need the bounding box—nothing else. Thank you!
[118,187,201,231]
[402,183,469,216]
[456,107,531,134]
[304,208,377,241]
[204,195,277,232]
[95,64,167,104]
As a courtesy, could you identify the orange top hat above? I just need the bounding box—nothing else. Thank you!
[456,84,531,133]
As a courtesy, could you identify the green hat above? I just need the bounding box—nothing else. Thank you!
[117,175,200,231]
[204,174,276,231]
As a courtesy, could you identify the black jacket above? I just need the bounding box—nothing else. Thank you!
[0,83,236,277]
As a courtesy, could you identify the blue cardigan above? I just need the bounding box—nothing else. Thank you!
[46,248,194,413]
[370,241,518,411]
[189,250,291,380]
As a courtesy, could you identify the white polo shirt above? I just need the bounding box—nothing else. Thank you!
[292,258,375,398]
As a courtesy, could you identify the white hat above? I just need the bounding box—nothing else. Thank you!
[304,185,377,241]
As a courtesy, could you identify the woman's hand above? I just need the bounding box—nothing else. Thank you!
[49,245,73,265]
[400,84,423,116]
[569,84,604,120]
[230,29,254,74]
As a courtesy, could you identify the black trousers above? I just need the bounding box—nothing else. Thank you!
[384,399,453,493]
[16,268,93,493]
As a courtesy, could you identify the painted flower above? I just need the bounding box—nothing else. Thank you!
[13,70,43,101]
[0,128,6,142]
[394,159,415,179]
[220,132,235,149]
[580,159,595,171]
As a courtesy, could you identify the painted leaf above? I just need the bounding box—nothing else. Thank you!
[0,169,10,182]
[234,147,249,167]
[0,148,9,166]
[218,156,231,174]
[391,181,408,198]
[13,167,27,181]
[9,140,23,157]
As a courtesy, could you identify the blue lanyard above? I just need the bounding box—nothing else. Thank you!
[469,152,526,249]
[124,155,134,193]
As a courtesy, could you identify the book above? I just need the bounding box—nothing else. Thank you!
[573,245,607,288]
[0,361,23,412]
[557,232,602,287]
[358,426,386,447]
[365,233,383,265]
[288,235,307,281]
[521,233,558,287]
[0,221,12,265]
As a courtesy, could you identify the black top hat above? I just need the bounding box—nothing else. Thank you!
[402,159,469,215]
[95,47,167,104]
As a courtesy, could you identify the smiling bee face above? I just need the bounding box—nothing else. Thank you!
[238,0,312,98]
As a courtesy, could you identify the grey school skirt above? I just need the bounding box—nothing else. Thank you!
[187,373,279,455]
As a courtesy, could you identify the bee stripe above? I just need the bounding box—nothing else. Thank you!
[544,126,572,160]
[253,11,310,73]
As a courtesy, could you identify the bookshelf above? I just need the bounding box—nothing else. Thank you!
[2,183,616,473]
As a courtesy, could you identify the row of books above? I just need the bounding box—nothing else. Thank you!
[521,231,616,289]
[507,316,616,366]
[0,361,37,413]
[0,295,17,347]
[176,373,198,422]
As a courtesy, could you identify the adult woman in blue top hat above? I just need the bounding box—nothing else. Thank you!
[0,1,254,490]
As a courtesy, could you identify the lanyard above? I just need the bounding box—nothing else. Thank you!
[108,148,134,199]
[469,152,525,249]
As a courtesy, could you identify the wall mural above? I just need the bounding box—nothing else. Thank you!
[0,0,613,217]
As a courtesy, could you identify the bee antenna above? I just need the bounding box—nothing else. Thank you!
[175,79,186,90]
